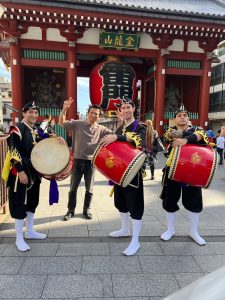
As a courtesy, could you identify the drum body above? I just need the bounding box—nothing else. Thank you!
[31,138,73,180]
[93,141,146,187]
[168,144,218,188]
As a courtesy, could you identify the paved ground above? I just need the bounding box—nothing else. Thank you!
[1,153,225,299]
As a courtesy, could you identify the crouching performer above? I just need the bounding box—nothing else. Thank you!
[160,105,212,246]
[100,96,147,256]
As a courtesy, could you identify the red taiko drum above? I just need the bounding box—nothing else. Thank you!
[31,138,73,180]
[168,144,218,188]
[93,141,146,187]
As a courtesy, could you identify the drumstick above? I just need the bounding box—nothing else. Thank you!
[109,186,114,197]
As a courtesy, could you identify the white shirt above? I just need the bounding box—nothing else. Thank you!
[216,136,225,149]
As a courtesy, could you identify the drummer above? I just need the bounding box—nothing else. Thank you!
[2,101,65,252]
[160,104,211,246]
[100,96,147,256]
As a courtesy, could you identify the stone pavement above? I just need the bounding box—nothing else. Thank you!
[1,153,225,299]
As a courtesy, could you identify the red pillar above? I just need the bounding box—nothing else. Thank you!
[155,52,166,137]
[66,42,77,120]
[199,54,211,129]
[10,39,22,124]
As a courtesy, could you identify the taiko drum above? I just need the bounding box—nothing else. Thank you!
[93,141,146,187]
[168,144,218,188]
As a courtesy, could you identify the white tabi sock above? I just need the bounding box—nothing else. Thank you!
[25,212,47,240]
[161,212,176,241]
[189,212,206,246]
[15,219,30,252]
[123,219,141,256]
[109,212,130,237]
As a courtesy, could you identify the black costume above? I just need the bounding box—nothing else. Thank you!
[114,120,146,220]
[161,125,209,213]
[7,121,42,219]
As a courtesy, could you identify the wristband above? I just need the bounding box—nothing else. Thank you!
[186,134,197,144]
[117,135,127,142]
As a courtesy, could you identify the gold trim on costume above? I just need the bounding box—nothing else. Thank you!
[125,132,142,148]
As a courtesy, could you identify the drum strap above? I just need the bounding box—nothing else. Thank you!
[49,179,59,205]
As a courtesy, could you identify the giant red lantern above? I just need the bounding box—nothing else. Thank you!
[89,56,137,111]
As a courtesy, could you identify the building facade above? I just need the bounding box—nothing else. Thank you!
[0,77,12,126]
[0,0,225,136]
[209,41,225,132]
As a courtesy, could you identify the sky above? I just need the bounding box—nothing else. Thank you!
[0,58,90,115]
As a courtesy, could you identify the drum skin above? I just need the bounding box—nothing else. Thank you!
[44,152,74,181]
[31,138,70,176]
[93,141,146,187]
[168,144,218,188]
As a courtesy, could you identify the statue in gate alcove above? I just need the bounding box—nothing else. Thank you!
[165,83,181,112]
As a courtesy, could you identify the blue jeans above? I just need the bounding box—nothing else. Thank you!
[67,159,95,212]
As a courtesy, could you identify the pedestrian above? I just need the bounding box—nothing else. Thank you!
[40,114,51,133]
[0,121,4,134]
[100,96,147,256]
[2,102,65,252]
[4,120,11,133]
[47,118,56,135]
[59,97,112,220]
[160,105,211,246]
[144,119,160,180]
[216,129,225,165]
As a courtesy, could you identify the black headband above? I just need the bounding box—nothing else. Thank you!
[174,104,189,118]
[22,101,40,112]
[114,96,135,108]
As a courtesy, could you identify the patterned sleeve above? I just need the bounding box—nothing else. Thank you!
[125,123,146,149]
[194,128,210,145]
[163,127,173,143]
[7,126,24,172]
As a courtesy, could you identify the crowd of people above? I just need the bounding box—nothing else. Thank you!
[1,98,221,255]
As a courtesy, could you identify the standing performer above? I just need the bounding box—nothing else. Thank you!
[160,105,211,246]
[3,102,47,252]
[144,120,159,180]
[100,96,146,256]
[59,98,112,220]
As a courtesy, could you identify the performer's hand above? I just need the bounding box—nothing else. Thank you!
[18,171,29,185]
[62,97,74,112]
[116,109,123,121]
[172,138,187,148]
[57,136,67,145]
[168,129,183,139]
[100,134,117,146]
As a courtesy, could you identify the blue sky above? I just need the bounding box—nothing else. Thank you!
[0,58,90,114]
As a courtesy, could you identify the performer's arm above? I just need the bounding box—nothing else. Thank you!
[172,132,206,148]
[100,133,125,146]
[7,127,29,184]
[124,124,146,149]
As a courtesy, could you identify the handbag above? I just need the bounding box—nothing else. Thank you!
[153,137,164,153]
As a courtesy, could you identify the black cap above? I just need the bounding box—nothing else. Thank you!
[174,104,189,118]
[114,96,135,108]
[22,101,40,113]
